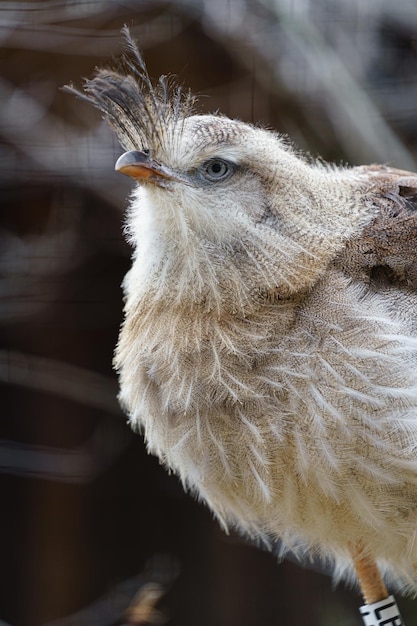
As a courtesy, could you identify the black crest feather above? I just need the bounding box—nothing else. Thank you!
[64,26,197,153]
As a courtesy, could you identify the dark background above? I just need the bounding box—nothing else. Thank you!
[2,1,417,625]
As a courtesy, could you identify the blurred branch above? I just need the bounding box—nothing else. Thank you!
[196,0,417,168]
[0,433,108,483]
[0,77,125,205]
[0,350,120,413]
[0,1,189,53]
[0,350,131,482]
[0,212,85,321]
[123,583,166,625]
[279,13,417,168]
[0,414,131,483]
[42,554,180,626]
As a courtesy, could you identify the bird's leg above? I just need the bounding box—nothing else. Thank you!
[349,542,405,625]
[350,542,388,604]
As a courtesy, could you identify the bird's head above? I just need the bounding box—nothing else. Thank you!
[66,28,373,314]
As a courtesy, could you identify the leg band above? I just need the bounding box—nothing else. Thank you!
[359,595,404,626]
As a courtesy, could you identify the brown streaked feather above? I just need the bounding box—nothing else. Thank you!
[336,165,417,290]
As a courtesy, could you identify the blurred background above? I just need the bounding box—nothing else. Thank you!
[2,1,417,625]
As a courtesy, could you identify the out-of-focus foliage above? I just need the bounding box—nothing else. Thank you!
[2,1,417,625]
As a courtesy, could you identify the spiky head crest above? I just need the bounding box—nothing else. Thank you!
[65,26,197,154]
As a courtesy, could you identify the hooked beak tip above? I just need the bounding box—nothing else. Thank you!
[115,150,151,178]
[114,150,180,185]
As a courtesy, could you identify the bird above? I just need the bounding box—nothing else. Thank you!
[67,27,417,615]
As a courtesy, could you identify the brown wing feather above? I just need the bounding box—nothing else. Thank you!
[336,165,417,290]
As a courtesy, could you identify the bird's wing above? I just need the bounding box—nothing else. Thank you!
[335,164,417,290]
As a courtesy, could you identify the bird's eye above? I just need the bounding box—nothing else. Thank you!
[201,159,233,182]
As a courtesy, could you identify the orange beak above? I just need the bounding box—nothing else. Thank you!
[115,150,179,184]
